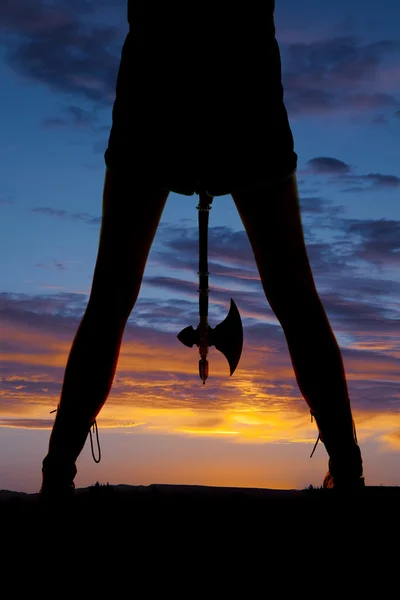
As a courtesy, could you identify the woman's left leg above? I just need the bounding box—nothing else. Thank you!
[41,169,170,495]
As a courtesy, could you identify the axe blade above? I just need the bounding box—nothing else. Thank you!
[177,325,198,348]
[209,299,243,376]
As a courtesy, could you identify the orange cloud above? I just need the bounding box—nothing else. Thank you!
[2,305,400,458]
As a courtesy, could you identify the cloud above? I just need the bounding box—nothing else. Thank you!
[339,173,400,191]
[343,218,400,267]
[0,0,124,105]
[300,195,334,214]
[282,35,400,117]
[346,92,398,110]
[41,105,99,129]
[360,174,400,188]
[371,114,389,125]
[31,206,101,225]
[31,207,69,219]
[36,261,72,271]
[303,156,400,193]
[307,157,352,175]
[0,418,56,430]
[154,223,260,279]
[0,291,88,330]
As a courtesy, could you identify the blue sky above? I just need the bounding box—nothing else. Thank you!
[1,0,400,493]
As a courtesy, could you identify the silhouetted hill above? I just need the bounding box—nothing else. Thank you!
[2,482,399,525]
[2,483,398,577]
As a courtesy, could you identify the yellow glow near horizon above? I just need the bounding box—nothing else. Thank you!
[2,317,400,458]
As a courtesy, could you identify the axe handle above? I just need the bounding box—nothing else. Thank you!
[197,192,213,365]
[197,192,213,319]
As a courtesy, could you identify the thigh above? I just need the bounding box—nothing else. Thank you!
[231,174,318,308]
[89,169,170,312]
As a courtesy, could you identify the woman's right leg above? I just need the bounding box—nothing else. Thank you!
[41,169,170,496]
[231,174,364,489]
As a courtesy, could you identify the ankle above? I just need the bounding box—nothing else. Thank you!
[328,444,363,478]
[310,409,363,476]
[42,454,77,483]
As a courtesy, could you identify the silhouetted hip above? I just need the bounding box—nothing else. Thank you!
[104,0,298,196]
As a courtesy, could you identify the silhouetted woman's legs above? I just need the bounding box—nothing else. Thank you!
[231,174,364,488]
[41,169,170,494]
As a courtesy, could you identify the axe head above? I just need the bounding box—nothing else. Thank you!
[177,299,243,378]
[209,299,243,376]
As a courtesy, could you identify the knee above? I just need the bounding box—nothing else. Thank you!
[262,268,317,301]
[263,280,322,323]
[86,286,139,325]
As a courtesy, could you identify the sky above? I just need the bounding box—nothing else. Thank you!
[1,0,400,494]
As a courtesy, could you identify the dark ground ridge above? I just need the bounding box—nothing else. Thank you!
[2,483,399,566]
[2,482,399,513]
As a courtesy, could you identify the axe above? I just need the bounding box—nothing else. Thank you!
[177,191,243,384]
